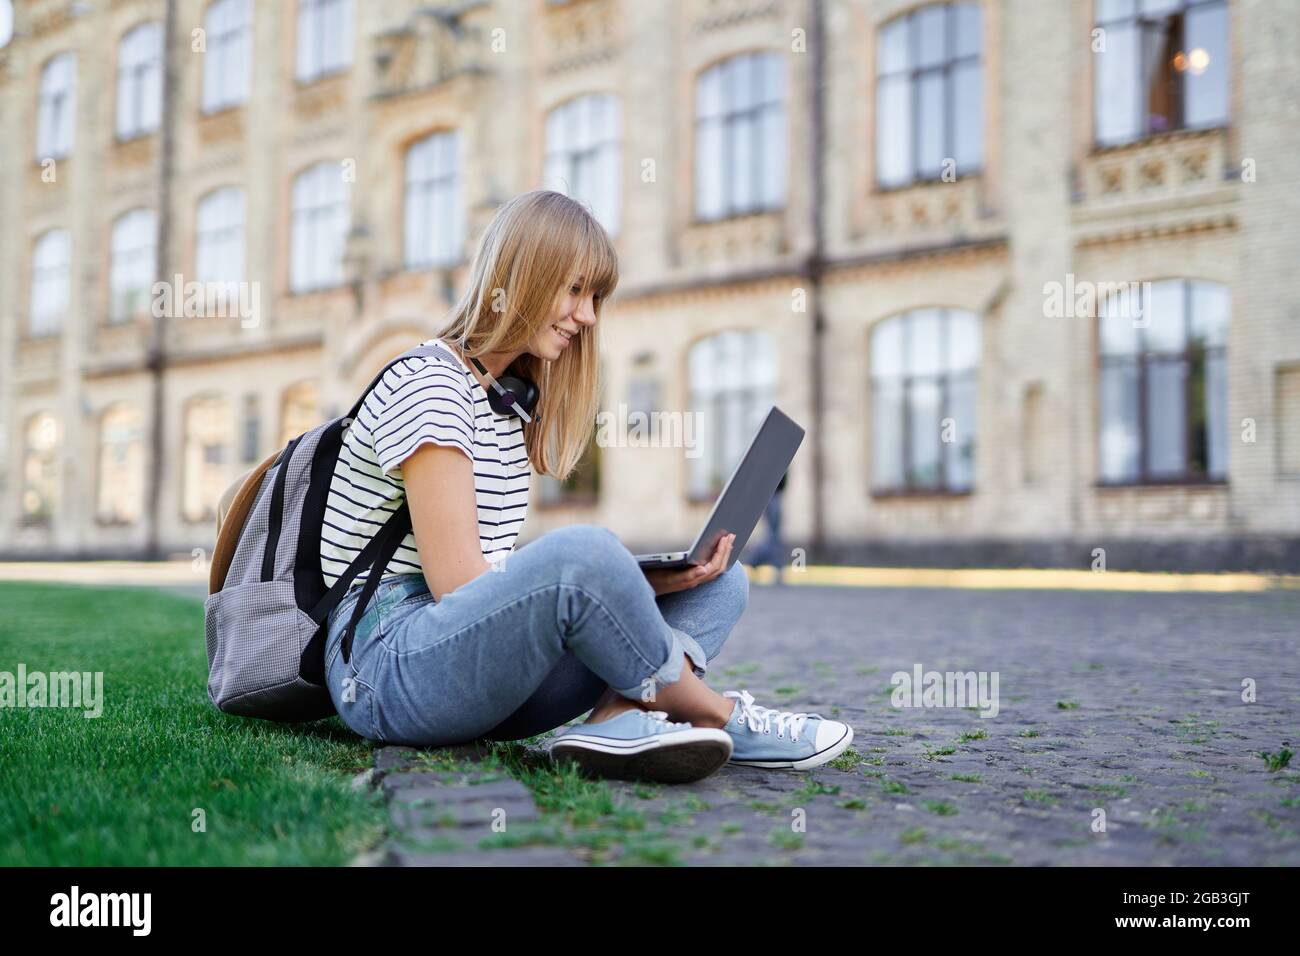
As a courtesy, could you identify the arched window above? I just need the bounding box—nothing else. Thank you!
[37,52,76,159]
[30,229,71,336]
[291,162,350,292]
[22,413,60,526]
[695,52,786,221]
[1093,0,1229,146]
[404,131,463,269]
[279,381,320,447]
[116,22,162,140]
[97,404,144,524]
[109,209,156,323]
[182,395,231,522]
[544,94,622,235]
[196,187,245,283]
[203,0,252,113]
[687,331,778,498]
[876,2,983,187]
[1098,279,1228,483]
[871,308,979,492]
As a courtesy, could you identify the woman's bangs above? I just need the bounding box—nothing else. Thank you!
[570,218,619,301]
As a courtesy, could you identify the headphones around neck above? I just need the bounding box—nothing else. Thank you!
[468,355,540,424]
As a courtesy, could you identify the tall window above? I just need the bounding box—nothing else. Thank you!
[22,413,60,526]
[296,0,353,83]
[203,0,251,113]
[1094,0,1229,146]
[182,395,231,522]
[290,163,349,292]
[36,53,76,159]
[687,331,777,499]
[1099,279,1228,483]
[196,187,245,283]
[545,94,622,235]
[404,131,463,269]
[97,404,144,525]
[871,309,979,492]
[116,22,162,140]
[694,52,786,221]
[29,230,71,336]
[109,209,156,323]
[876,2,983,188]
[279,381,320,446]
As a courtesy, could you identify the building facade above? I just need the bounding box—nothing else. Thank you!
[0,0,1297,570]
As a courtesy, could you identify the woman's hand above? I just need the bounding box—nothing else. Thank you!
[643,532,736,597]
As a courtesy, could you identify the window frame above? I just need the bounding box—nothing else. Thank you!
[874,1,984,189]
[108,208,157,324]
[36,52,76,161]
[95,403,145,526]
[1096,278,1229,486]
[202,0,252,114]
[1092,0,1230,148]
[544,93,623,236]
[21,412,61,527]
[29,229,71,337]
[693,51,787,222]
[296,0,354,85]
[195,186,246,284]
[116,21,163,141]
[869,308,980,496]
[289,162,350,294]
[403,130,463,270]
[685,330,779,501]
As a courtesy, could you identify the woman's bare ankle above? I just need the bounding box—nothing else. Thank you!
[584,696,641,724]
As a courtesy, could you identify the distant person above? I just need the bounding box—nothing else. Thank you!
[747,471,788,582]
[316,190,853,784]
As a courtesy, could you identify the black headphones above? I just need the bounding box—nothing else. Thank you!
[468,355,540,424]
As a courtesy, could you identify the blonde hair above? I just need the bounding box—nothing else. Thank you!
[433,190,618,479]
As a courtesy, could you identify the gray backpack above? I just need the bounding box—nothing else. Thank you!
[204,344,447,722]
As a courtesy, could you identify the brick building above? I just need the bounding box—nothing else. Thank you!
[0,0,1296,570]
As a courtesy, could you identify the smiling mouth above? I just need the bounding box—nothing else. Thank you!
[552,324,575,341]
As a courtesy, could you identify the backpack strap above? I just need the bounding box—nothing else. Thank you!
[339,502,413,665]
[344,342,458,422]
[304,342,456,665]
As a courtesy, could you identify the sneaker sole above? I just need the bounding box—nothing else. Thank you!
[729,723,854,770]
[548,729,733,784]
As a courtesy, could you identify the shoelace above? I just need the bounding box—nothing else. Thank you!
[641,710,691,731]
[724,689,822,741]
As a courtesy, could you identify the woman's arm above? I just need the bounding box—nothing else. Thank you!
[402,442,492,601]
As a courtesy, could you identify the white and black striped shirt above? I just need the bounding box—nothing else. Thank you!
[320,339,531,588]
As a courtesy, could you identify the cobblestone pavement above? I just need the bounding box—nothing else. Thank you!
[372,582,1300,866]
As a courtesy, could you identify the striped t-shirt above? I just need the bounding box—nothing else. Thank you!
[320,339,532,588]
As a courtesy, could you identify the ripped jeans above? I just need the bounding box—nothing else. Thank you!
[323,524,749,746]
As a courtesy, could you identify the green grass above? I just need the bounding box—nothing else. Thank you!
[1259,748,1294,772]
[0,583,385,865]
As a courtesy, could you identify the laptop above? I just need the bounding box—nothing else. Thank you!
[634,406,805,571]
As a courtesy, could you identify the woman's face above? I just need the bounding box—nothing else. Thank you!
[527,277,598,361]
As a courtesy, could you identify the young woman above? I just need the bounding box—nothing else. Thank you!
[320,190,853,783]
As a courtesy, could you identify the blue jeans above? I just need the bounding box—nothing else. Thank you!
[323,524,749,746]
